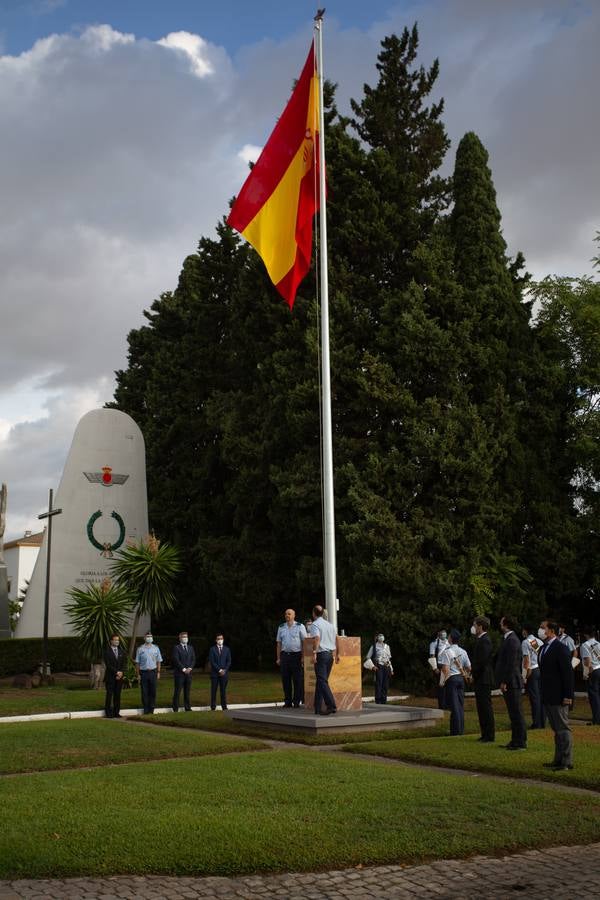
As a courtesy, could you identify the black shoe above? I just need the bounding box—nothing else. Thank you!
[172,707,178,712]
[104,712,112,718]
[184,707,192,712]
[322,708,337,715]
[506,745,526,751]
[210,707,216,711]
[551,764,573,771]
[283,703,293,708]
[480,738,494,743]
[293,704,300,708]
[114,714,122,719]
[543,762,560,768]
[502,743,515,749]
[222,706,228,710]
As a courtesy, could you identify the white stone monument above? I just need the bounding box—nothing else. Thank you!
[15,409,150,638]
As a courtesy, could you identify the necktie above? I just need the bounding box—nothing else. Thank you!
[113,647,118,658]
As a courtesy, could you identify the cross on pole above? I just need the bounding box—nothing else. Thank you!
[38,488,62,682]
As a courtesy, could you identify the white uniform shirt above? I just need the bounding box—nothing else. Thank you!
[367,642,392,667]
[438,644,471,677]
[521,634,543,670]
[580,639,600,671]
[311,616,337,652]
[559,633,576,653]
[429,637,449,659]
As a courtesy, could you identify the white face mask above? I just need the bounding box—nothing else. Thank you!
[145,636,153,644]
[216,640,224,647]
[470,625,477,636]
[537,627,547,640]
[439,632,447,642]
[376,635,385,643]
[180,637,188,644]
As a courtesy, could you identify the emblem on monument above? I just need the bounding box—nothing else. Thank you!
[86,509,126,556]
[83,466,129,486]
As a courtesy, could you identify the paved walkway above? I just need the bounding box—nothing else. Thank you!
[1,842,599,898]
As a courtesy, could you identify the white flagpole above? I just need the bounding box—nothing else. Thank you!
[314,11,338,630]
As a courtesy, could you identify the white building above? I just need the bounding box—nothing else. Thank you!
[4,530,44,602]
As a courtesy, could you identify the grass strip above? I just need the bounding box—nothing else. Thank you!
[140,709,456,744]
[0,671,283,716]
[0,718,266,774]
[0,750,599,878]
[344,726,600,791]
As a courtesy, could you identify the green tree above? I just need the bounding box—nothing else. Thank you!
[110,535,182,658]
[65,578,133,664]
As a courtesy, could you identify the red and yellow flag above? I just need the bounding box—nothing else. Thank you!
[227,42,320,309]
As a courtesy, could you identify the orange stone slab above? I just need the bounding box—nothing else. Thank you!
[303,635,362,711]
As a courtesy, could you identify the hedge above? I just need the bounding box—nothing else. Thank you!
[0,635,212,678]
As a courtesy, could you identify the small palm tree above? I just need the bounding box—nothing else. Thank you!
[110,534,182,659]
[65,577,133,663]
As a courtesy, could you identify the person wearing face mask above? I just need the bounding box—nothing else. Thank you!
[428,629,449,709]
[208,633,231,710]
[470,616,495,743]
[438,629,471,735]
[171,631,197,712]
[103,634,127,718]
[135,632,163,715]
[365,633,394,704]
[580,626,600,726]
[495,616,527,750]
[538,620,575,770]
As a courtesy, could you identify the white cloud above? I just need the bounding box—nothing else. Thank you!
[157,31,214,78]
[238,143,262,164]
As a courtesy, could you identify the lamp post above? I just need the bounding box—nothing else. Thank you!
[38,489,62,682]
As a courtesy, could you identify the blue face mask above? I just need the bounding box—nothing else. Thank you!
[145,636,153,644]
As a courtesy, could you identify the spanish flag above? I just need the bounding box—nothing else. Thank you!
[227,42,320,309]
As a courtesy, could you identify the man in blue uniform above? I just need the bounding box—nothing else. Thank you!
[135,632,162,715]
[310,605,339,715]
[276,609,308,708]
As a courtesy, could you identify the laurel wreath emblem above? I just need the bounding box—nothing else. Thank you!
[86,510,126,556]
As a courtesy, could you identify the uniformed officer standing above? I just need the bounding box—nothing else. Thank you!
[135,632,163,715]
[558,625,577,659]
[521,626,546,729]
[580,626,600,726]
[438,629,471,735]
[429,629,449,709]
[311,605,339,715]
[365,634,394,703]
[276,609,308,708]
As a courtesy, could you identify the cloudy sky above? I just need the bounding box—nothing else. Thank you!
[1,0,598,539]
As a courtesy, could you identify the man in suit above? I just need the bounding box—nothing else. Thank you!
[103,634,127,718]
[171,631,196,712]
[470,615,495,743]
[495,615,527,750]
[538,620,575,770]
[209,633,231,710]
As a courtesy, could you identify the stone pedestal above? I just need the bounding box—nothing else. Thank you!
[303,635,362,711]
[0,564,10,638]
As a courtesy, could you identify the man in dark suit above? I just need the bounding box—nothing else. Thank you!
[209,633,231,710]
[103,634,127,718]
[172,631,196,712]
[495,615,527,750]
[471,615,495,743]
[538,620,575,770]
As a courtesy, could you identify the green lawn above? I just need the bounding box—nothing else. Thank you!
[0,671,283,716]
[344,726,600,791]
[1,749,599,879]
[0,718,267,774]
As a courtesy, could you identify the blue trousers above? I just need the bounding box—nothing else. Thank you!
[375,665,390,703]
[314,650,336,713]
[445,675,465,735]
[210,674,228,709]
[525,668,546,728]
[280,651,303,706]
[140,669,157,714]
[587,669,600,724]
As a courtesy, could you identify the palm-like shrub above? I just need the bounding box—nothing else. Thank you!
[65,578,133,663]
[110,534,182,658]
